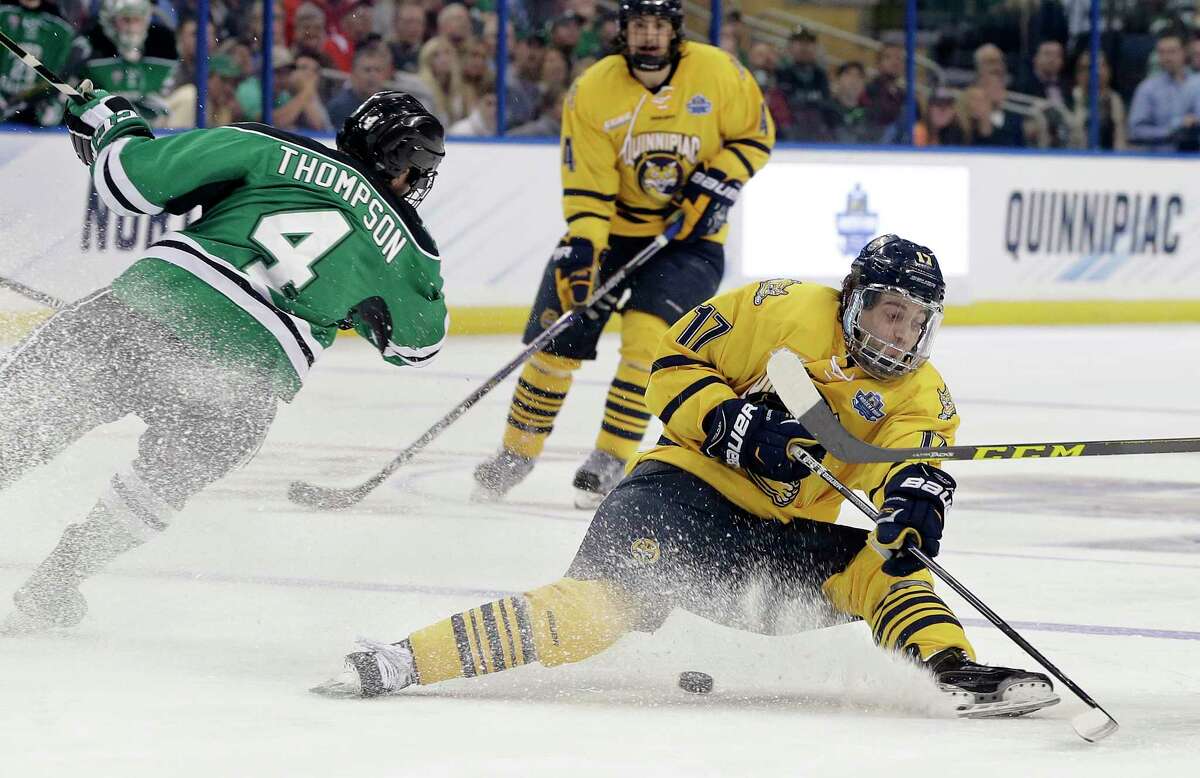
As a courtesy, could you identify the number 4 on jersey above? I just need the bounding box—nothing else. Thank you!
[249,209,353,290]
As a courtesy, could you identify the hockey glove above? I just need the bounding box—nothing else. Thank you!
[64,80,154,166]
[702,398,825,482]
[870,463,956,576]
[347,296,394,355]
[672,164,741,242]
[552,236,599,313]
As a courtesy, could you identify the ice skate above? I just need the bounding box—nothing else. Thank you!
[572,448,625,510]
[472,448,535,501]
[927,648,1060,718]
[1,577,88,635]
[311,639,418,699]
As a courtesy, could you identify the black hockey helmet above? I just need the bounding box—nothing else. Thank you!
[337,91,445,207]
[839,234,947,380]
[617,0,684,71]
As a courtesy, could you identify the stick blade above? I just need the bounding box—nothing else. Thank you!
[765,348,823,417]
[287,480,365,510]
[1071,707,1119,743]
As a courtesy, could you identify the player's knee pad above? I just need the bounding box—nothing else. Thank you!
[531,351,582,377]
[523,578,641,667]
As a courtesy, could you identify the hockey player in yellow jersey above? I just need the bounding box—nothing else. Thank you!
[316,236,1061,719]
[473,0,774,509]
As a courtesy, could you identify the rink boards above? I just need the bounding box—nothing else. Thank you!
[2,130,1200,331]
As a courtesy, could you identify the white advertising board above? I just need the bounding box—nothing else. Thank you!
[2,130,1199,320]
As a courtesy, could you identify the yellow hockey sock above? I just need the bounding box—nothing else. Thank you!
[407,578,638,685]
[822,545,974,661]
[594,311,666,461]
[501,352,580,459]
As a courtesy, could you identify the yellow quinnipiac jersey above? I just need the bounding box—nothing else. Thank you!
[560,41,774,246]
[634,280,960,523]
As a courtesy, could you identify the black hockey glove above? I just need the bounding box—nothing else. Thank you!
[870,463,956,577]
[672,164,741,242]
[702,398,825,482]
[64,79,154,166]
[552,236,599,313]
[347,296,394,355]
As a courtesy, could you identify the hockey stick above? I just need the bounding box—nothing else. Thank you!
[766,350,1118,742]
[765,349,1200,463]
[0,275,66,309]
[0,29,85,105]
[287,219,684,509]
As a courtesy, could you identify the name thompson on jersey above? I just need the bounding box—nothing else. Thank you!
[0,90,448,636]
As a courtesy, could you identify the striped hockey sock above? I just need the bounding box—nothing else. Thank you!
[501,352,579,459]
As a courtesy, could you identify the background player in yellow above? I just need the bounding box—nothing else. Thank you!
[473,0,774,509]
[316,236,1060,720]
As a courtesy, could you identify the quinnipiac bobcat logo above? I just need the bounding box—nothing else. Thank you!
[753,279,796,305]
[938,387,957,421]
[636,153,683,200]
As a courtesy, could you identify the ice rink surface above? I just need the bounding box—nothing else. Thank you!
[2,326,1198,777]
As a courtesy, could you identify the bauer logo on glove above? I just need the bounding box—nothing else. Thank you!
[672,164,741,242]
[869,463,957,576]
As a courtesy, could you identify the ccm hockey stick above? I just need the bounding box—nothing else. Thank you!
[765,349,1200,463]
[766,350,1119,743]
[0,29,85,105]
[288,219,684,509]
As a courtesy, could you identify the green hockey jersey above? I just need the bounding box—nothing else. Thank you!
[0,0,75,124]
[90,123,448,400]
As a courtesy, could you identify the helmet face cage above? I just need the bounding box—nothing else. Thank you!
[839,234,947,381]
[101,0,152,61]
[842,285,943,380]
[338,92,445,209]
[617,0,684,71]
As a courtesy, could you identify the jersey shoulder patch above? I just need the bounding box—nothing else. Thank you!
[753,278,798,305]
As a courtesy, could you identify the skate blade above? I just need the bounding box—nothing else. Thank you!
[309,671,365,699]
[0,609,59,637]
[945,680,1061,719]
[573,488,605,511]
[470,485,506,503]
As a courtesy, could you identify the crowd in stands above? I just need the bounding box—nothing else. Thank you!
[4,0,1200,151]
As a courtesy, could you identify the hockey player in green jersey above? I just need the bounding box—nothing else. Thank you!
[0,87,448,633]
[0,0,77,125]
[75,0,178,122]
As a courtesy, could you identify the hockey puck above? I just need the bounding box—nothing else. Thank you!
[678,671,714,694]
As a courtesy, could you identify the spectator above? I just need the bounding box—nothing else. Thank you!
[336,1,378,50]
[1018,39,1070,104]
[1072,50,1127,150]
[1190,31,1200,74]
[237,47,333,130]
[292,2,351,71]
[964,73,1025,146]
[568,0,604,60]
[540,45,570,94]
[204,53,246,126]
[509,83,564,136]
[1018,39,1073,147]
[326,42,391,128]
[864,42,905,134]
[481,12,514,62]
[570,55,595,82]
[548,11,582,62]
[243,0,286,57]
[76,0,179,124]
[746,40,778,91]
[776,26,830,107]
[823,61,873,144]
[447,76,496,135]
[417,34,466,125]
[1128,31,1200,151]
[595,9,619,55]
[723,10,750,63]
[505,30,544,129]
[436,1,470,53]
[172,16,215,90]
[390,0,427,72]
[973,43,1008,82]
[461,37,491,111]
[914,87,966,146]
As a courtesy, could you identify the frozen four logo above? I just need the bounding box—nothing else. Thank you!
[852,390,886,422]
[836,184,879,256]
[686,94,712,115]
